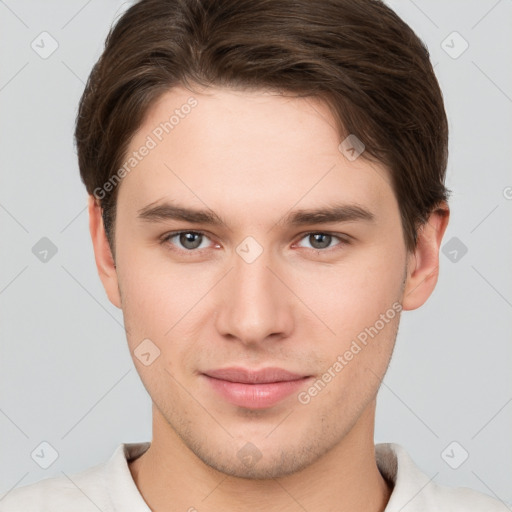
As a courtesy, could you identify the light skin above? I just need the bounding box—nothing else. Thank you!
[88,85,449,512]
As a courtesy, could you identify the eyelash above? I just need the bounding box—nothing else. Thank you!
[159,230,351,255]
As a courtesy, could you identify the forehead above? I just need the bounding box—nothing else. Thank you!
[116,85,394,221]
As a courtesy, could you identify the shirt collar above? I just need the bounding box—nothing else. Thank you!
[376,442,436,511]
[105,441,434,511]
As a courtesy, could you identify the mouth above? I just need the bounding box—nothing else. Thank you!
[201,367,312,409]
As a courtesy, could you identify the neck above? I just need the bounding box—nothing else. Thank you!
[129,400,392,512]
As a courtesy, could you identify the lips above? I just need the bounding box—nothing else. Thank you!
[202,367,312,409]
[204,367,306,384]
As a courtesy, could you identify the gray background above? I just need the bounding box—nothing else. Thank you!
[1,0,511,506]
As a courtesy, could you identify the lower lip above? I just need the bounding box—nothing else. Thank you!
[203,375,311,409]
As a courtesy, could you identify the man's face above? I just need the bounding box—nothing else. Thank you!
[110,86,412,478]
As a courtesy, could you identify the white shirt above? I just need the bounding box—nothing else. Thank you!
[0,442,507,511]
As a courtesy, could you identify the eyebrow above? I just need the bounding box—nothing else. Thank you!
[137,202,225,225]
[280,203,375,226]
[136,201,375,227]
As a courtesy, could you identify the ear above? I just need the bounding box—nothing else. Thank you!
[402,203,450,311]
[88,195,122,309]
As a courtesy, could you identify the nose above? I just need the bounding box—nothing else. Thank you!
[214,244,294,347]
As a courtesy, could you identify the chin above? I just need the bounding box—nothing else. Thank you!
[188,434,334,480]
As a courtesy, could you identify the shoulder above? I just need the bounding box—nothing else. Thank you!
[376,443,509,512]
[0,465,107,512]
[425,481,508,511]
[0,444,130,512]
[0,442,150,512]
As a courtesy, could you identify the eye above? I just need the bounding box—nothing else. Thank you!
[160,230,349,254]
[295,232,349,251]
[162,231,214,251]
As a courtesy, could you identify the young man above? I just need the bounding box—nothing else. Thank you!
[0,0,506,510]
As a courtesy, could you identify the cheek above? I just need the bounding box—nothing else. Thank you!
[117,260,205,397]
[291,244,405,342]
[116,245,217,358]
[295,252,404,411]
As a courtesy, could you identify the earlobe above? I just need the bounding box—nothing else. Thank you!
[87,195,122,309]
[402,203,450,311]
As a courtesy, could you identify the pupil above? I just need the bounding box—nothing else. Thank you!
[180,232,201,250]
[311,233,331,249]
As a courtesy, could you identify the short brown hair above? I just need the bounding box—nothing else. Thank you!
[75,0,449,255]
